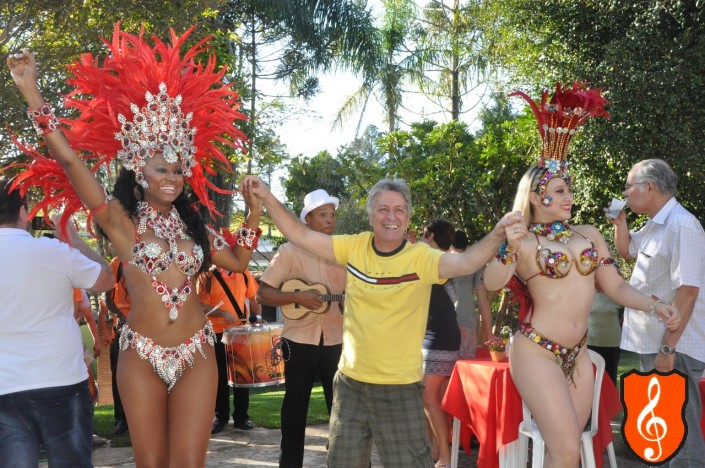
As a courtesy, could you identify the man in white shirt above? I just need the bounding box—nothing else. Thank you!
[0,177,114,467]
[611,159,705,466]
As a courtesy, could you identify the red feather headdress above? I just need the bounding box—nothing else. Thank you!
[9,22,247,228]
[510,82,610,204]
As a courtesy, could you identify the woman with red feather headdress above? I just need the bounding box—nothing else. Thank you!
[483,83,681,467]
[7,23,261,466]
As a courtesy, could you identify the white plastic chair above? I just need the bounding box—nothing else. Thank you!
[509,349,617,467]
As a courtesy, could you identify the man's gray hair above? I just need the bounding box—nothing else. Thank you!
[366,178,412,216]
[634,159,678,197]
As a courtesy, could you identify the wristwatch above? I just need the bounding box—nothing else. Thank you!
[659,344,676,355]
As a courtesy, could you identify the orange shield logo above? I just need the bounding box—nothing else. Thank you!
[621,369,687,465]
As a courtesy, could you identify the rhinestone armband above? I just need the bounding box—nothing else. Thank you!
[496,243,517,265]
[27,103,60,136]
[235,223,262,250]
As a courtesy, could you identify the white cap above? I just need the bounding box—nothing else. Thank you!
[299,189,339,222]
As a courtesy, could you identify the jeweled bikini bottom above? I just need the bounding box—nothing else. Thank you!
[518,322,587,387]
[119,321,215,392]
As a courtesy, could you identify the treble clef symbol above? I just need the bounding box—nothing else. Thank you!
[636,377,668,461]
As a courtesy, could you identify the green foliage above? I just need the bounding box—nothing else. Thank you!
[281,151,369,234]
[360,94,530,241]
[282,151,349,215]
[482,0,705,223]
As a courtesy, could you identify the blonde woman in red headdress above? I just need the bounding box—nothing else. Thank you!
[483,83,681,467]
[8,25,260,467]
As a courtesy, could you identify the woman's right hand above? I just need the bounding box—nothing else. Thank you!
[505,217,528,251]
[7,49,38,92]
[604,203,627,226]
[654,302,681,331]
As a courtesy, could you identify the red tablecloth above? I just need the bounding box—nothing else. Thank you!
[441,357,622,468]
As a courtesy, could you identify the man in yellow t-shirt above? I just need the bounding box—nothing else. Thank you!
[240,175,522,467]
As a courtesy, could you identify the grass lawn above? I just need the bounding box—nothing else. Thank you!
[94,384,329,447]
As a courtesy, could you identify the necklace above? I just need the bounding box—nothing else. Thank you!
[529,221,573,244]
[136,201,195,321]
[137,202,189,243]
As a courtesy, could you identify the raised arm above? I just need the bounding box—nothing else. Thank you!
[439,211,525,279]
[211,187,263,273]
[8,51,112,221]
[239,175,336,262]
[605,208,633,260]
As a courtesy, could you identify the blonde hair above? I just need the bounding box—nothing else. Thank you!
[512,165,547,226]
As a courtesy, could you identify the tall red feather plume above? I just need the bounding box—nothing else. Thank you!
[510,81,610,164]
[61,22,247,217]
[8,22,248,235]
[4,135,99,239]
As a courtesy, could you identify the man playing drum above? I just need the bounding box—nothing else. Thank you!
[197,266,260,434]
[257,189,345,468]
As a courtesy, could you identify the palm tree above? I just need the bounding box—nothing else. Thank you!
[333,0,417,137]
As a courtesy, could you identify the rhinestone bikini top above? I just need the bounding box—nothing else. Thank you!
[525,228,599,281]
[128,201,203,320]
[131,202,204,277]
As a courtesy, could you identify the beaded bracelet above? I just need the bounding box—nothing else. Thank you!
[235,223,262,250]
[496,243,517,265]
[27,103,60,136]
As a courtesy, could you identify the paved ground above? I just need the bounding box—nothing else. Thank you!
[80,421,648,467]
[87,423,383,468]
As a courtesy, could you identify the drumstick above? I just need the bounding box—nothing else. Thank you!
[205,300,225,316]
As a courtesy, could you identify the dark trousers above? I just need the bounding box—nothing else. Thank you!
[0,381,93,467]
[279,337,342,468]
[215,333,249,423]
[110,329,126,424]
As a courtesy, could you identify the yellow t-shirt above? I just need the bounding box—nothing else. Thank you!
[333,232,443,384]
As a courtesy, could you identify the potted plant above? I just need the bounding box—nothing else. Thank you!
[485,326,513,362]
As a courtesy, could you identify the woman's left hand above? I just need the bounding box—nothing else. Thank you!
[654,302,681,331]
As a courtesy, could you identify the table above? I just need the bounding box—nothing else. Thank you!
[441,357,622,468]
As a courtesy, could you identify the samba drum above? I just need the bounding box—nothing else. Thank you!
[223,323,285,388]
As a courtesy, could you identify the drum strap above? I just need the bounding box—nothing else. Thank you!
[211,269,247,320]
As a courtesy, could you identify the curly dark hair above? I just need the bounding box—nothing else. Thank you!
[112,168,212,273]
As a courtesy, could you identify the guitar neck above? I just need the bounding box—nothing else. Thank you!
[322,294,344,302]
